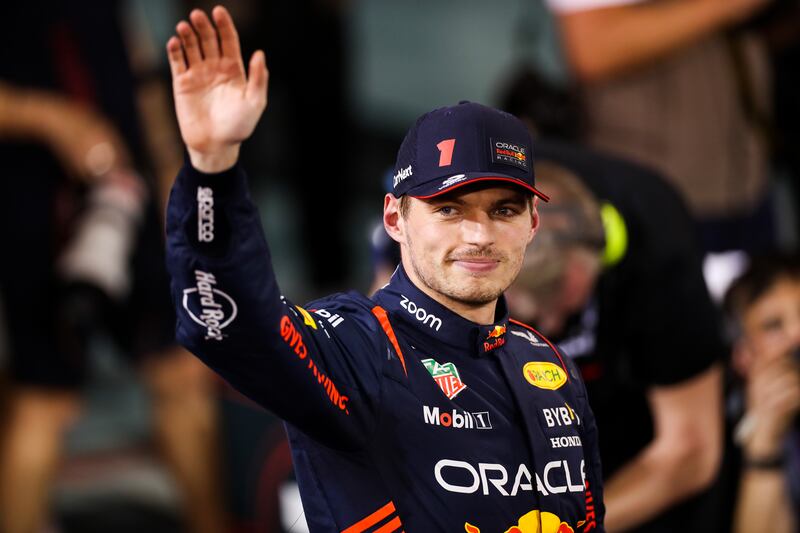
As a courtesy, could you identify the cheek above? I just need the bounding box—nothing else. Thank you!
[505,231,531,267]
[408,223,447,260]
[752,331,793,362]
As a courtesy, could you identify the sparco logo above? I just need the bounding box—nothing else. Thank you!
[393,165,413,188]
[400,295,441,331]
[423,405,491,430]
[197,187,215,242]
[182,270,237,340]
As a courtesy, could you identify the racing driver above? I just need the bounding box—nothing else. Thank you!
[165,6,605,532]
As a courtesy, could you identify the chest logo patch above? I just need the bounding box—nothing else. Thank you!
[422,358,467,399]
[523,362,567,391]
[483,324,507,352]
[466,509,574,533]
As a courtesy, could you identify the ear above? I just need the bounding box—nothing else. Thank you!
[527,196,540,245]
[384,194,405,245]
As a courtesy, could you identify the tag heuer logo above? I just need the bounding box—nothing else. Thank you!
[422,358,467,399]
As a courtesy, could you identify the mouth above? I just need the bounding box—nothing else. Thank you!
[450,258,501,274]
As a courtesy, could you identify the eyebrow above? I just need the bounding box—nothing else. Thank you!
[427,192,528,207]
[494,194,528,206]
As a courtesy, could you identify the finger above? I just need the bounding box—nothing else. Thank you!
[166,36,187,77]
[212,5,242,61]
[177,20,202,67]
[246,50,269,108]
[766,387,800,416]
[189,9,219,60]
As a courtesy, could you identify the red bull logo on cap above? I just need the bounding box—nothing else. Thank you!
[465,510,574,533]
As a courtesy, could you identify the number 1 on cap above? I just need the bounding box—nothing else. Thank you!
[437,139,456,167]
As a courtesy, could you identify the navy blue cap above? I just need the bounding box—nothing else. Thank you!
[391,101,549,201]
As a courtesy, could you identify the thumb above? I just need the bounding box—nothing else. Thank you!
[246,50,268,109]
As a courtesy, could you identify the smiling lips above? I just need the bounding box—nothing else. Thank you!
[451,258,500,273]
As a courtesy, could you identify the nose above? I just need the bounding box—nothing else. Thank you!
[460,215,494,247]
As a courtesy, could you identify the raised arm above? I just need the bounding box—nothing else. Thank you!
[166,6,267,172]
[163,7,382,450]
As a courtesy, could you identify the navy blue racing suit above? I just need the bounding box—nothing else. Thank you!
[166,162,606,533]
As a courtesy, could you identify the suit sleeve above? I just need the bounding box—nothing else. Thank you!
[567,355,605,532]
[165,162,383,450]
[580,397,606,532]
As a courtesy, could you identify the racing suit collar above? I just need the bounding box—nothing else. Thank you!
[375,264,509,357]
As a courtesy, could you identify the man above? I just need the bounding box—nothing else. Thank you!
[724,255,800,533]
[165,6,605,532]
[504,151,725,532]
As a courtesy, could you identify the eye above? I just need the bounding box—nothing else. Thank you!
[436,206,457,216]
[760,317,784,333]
[494,206,520,217]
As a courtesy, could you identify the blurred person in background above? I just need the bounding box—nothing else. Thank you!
[545,0,775,253]
[723,254,800,533]
[0,3,226,532]
[502,71,727,532]
[504,159,725,533]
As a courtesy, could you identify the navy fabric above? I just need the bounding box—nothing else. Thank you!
[392,101,549,201]
[166,162,604,532]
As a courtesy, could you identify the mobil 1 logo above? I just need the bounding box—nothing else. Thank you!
[423,405,492,430]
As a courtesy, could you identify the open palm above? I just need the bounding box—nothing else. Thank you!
[166,6,267,171]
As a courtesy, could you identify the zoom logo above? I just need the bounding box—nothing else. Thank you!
[400,295,442,331]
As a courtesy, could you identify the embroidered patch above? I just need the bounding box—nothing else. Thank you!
[422,358,467,399]
[523,361,567,391]
[491,138,529,171]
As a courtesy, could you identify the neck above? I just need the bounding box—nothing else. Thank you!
[401,258,499,325]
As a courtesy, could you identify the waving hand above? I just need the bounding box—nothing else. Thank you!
[166,6,268,172]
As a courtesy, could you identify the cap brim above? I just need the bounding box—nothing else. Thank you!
[408,173,550,202]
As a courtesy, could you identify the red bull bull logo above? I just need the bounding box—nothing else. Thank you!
[465,510,574,533]
[483,324,507,352]
[487,325,507,339]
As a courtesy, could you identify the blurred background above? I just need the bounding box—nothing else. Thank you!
[0,0,798,532]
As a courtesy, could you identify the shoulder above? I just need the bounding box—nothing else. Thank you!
[297,291,388,342]
[507,319,583,384]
